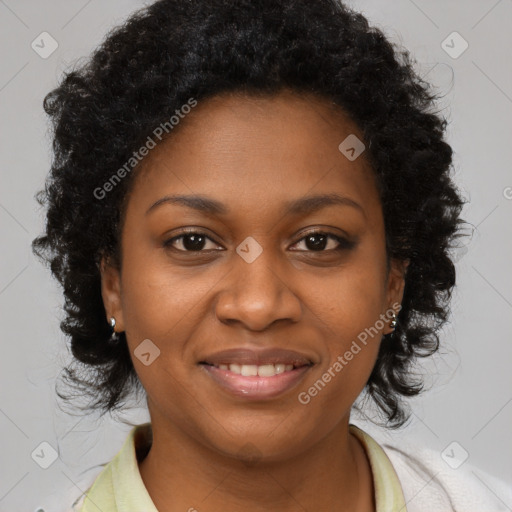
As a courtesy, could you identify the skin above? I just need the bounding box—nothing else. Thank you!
[101,89,409,512]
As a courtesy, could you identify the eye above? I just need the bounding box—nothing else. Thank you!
[290,230,356,252]
[163,230,222,252]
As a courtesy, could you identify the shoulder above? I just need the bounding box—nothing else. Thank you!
[67,463,116,512]
[380,440,512,512]
[65,461,116,512]
[68,423,153,512]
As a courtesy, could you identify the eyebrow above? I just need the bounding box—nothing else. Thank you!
[146,193,365,218]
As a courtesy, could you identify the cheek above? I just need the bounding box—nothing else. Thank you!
[302,247,388,396]
[309,249,388,339]
[119,232,219,342]
[118,261,207,409]
[118,245,228,394]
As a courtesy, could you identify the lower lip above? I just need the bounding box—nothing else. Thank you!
[199,364,312,401]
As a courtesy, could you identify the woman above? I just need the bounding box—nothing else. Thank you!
[32,0,510,511]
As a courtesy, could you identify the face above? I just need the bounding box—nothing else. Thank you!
[101,89,407,461]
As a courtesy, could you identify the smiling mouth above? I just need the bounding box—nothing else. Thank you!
[199,362,312,377]
[199,361,313,400]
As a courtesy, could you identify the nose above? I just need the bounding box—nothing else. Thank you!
[214,249,302,331]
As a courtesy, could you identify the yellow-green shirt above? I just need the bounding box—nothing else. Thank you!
[72,423,407,512]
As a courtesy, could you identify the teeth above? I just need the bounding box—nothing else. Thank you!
[259,364,280,376]
[241,364,258,376]
[216,363,295,376]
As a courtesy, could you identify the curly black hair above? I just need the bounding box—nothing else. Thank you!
[32,0,467,427]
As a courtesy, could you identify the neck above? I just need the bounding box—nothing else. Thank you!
[138,414,375,512]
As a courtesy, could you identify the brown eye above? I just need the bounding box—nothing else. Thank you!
[291,231,356,252]
[163,231,221,252]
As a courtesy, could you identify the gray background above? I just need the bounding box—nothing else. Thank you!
[1,0,511,510]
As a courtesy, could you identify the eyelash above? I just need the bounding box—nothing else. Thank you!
[163,229,356,253]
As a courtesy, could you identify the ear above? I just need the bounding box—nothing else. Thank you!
[384,258,409,334]
[99,255,124,332]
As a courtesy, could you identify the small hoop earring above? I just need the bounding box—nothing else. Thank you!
[110,317,116,330]
[389,312,397,329]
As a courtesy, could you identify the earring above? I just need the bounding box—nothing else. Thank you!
[389,312,397,329]
[109,316,119,342]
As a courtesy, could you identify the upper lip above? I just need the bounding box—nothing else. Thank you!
[199,348,314,367]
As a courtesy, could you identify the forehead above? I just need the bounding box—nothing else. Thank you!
[124,90,380,223]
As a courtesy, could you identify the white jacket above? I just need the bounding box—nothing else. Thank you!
[382,441,512,511]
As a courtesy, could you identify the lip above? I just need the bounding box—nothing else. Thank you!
[199,363,312,401]
[199,347,314,367]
